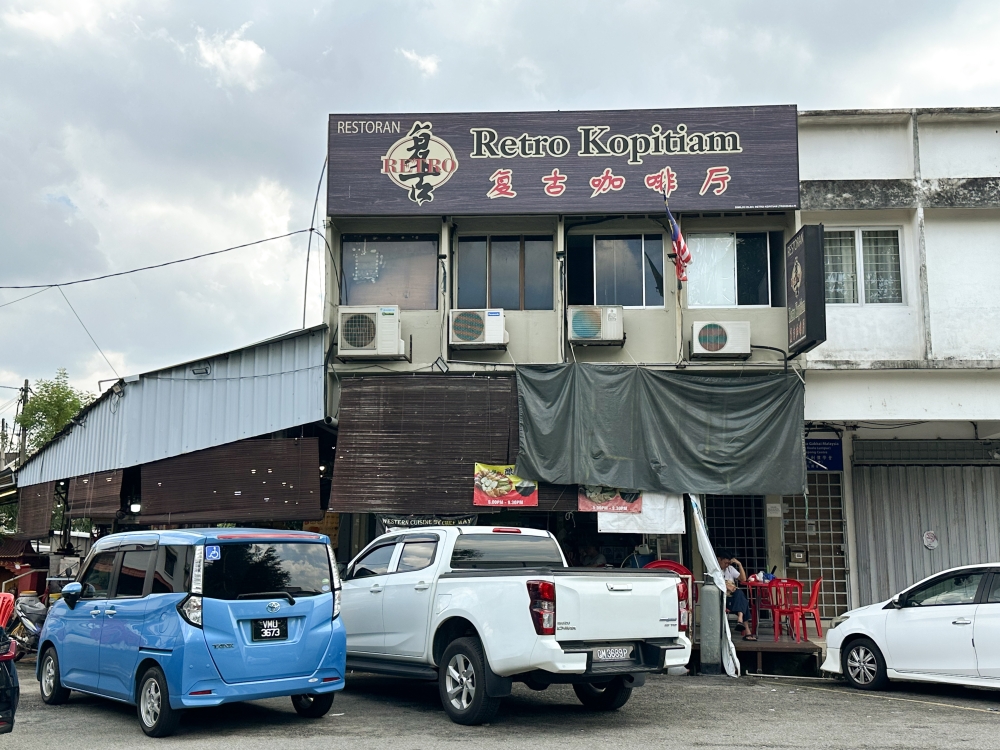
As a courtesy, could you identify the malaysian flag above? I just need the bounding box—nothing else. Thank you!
[664,195,691,281]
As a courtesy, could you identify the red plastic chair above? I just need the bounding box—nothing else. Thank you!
[0,592,14,631]
[768,579,804,642]
[795,577,824,640]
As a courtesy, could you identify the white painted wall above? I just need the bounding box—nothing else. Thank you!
[798,121,913,180]
[805,370,1000,422]
[924,209,1000,360]
[919,120,1000,179]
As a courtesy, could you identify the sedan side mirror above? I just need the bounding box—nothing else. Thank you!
[61,581,83,609]
[891,595,902,609]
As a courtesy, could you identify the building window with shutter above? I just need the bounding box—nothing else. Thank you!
[685,232,782,308]
[823,228,903,305]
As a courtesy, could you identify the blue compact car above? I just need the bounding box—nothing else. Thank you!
[37,529,345,737]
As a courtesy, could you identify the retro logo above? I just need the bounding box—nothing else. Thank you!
[380,121,459,205]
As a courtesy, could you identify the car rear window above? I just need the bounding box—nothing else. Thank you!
[203,543,332,600]
[450,534,565,569]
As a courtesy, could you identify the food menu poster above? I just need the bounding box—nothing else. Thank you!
[578,486,643,513]
[473,463,539,507]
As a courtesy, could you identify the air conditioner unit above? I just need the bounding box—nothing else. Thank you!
[449,309,509,349]
[567,306,625,346]
[690,321,752,359]
[337,305,406,359]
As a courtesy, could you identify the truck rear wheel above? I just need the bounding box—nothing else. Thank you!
[438,637,501,725]
[573,677,633,711]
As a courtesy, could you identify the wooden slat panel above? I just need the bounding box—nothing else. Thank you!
[68,471,123,520]
[331,375,575,514]
[15,481,55,539]
[141,438,323,523]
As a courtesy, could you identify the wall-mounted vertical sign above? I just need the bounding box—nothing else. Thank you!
[786,224,827,357]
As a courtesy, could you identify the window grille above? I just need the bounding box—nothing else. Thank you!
[703,495,767,577]
[862,230,902,303]
[823,231,858,303]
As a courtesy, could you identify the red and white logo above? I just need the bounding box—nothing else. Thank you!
[380,121,459,205]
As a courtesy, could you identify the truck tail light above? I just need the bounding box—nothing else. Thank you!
[676,581,689,632]
[527,580,556,636]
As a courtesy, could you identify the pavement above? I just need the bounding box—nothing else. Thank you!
[9,661,1000,748]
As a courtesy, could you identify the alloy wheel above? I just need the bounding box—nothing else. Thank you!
[445,653,476,711]
[847,645,877,684]
[41,655,56,697]
[140,677,162,727]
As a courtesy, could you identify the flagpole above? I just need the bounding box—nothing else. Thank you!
[664,189,684,364]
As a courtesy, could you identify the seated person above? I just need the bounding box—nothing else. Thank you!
[579,544,607,567]
[717,550,755,641]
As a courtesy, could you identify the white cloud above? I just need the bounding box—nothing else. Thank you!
[196,22,266,91]
[1,0,131,41]
[397,48,440,77]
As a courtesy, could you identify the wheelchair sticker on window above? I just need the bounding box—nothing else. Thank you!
[205,545,221,562]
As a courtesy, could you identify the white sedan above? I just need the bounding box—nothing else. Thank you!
[823,563,1000,690]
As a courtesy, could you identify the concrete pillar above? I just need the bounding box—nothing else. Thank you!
[699,573,722,675]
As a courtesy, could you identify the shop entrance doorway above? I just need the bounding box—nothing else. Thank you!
[703,495,768,576]
[781,473,849,619]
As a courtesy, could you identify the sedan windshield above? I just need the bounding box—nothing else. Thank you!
[203,543,332,600]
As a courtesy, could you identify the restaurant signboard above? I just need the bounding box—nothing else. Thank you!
[786,224,827,357]
[328,106,799,216]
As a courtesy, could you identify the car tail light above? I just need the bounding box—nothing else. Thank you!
[189,690,212,696]
[492,527,521,533]
[676,581,689,632]
[0,639,16,662]
[527,580,556,635]
[178,595,203,628]
[326,544,342,620]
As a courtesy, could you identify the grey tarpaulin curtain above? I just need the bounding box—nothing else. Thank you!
[514,364,806,495]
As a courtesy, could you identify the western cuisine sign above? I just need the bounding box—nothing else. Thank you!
[328,106,799,216]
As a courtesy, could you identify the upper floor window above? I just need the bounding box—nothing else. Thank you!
[341,234,438,310]
[823,228,903,304]
[566,234,665,307]
[456,235,553,310]
[686,231,783,308]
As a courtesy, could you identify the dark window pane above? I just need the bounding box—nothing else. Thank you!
[203,543,332,599]
[151,545,194,594]
[736,233,769,305]
[116,550,151,598]
[349,543,396,579]
[769,231,785,307]
[80,551,116,599]
[397,542,437,573]
[907,572,983,606]
[595,236,643,306]
[341,235,438,310]
[523,237,553,310]
[450,534,565,569]
[457,237,487,309]
[490,237,521,309]
[642,235,665,307]
[567,235,594,306]
[987,575,1000,604]
[862,230,902,303]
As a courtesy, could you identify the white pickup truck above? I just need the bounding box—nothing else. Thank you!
[339,526,691,724]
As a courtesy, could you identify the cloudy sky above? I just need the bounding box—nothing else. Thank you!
[2,0,999,414]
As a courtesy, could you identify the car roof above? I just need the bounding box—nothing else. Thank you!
[379,526,553,537]
[900,562,1000,593]
[91,528,329,551]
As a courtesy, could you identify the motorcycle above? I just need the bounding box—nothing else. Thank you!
[4,593,48,662]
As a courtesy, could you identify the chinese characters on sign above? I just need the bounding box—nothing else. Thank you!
[786,225,827,357]
[331,106,800,215]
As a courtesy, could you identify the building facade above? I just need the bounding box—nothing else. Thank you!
[323,107,1000,618]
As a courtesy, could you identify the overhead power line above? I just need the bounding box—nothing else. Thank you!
[57,287,121,379]
[0,229,312,290]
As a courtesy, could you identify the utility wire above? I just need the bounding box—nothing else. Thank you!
[0,229,312,290]
[303,157,328,329]
[0,286,52,308]
[57,286,120,379]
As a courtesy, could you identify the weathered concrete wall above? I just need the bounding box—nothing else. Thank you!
[924,209,1000,360]
[798,121,913,180]
[920,119,1000,179]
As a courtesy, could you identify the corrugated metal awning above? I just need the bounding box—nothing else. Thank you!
[16,326,327,486]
